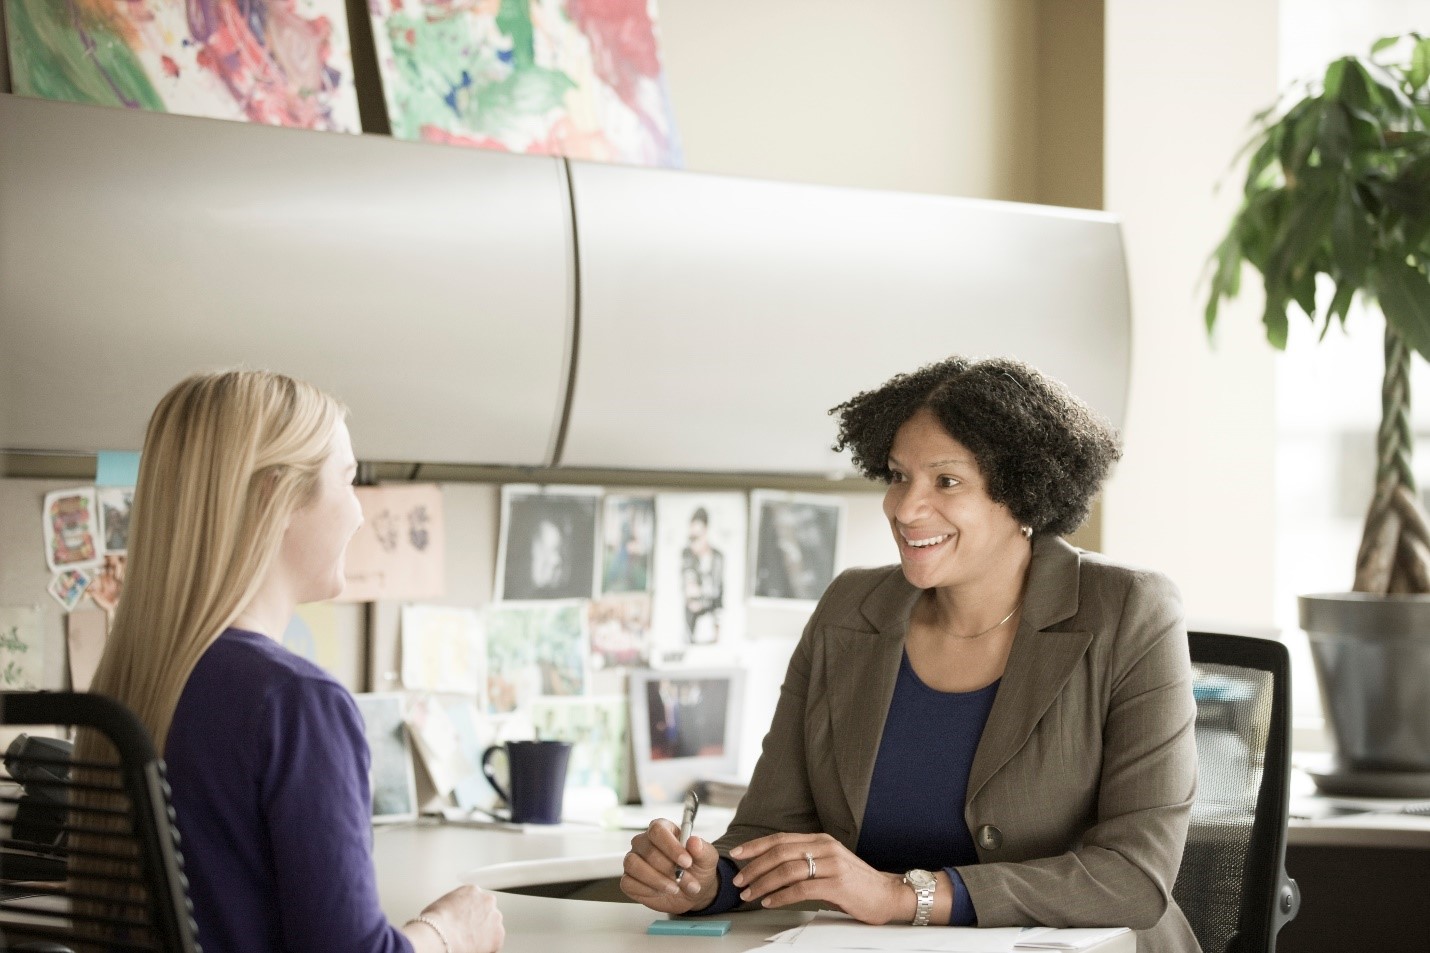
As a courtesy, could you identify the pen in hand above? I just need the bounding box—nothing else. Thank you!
[673,790,700,883]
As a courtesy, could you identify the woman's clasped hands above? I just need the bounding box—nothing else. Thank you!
[621,824,911,925]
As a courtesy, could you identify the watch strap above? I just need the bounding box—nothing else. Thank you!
[903,871,935,926]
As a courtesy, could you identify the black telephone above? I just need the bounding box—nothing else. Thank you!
[4,732,73,849]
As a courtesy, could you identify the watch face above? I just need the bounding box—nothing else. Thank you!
[905,868,936,889]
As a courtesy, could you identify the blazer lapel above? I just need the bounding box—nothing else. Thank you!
[967,536,1092,801]
[824,571,919,839]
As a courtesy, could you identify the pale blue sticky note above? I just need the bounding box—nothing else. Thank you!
[95,451,141,487]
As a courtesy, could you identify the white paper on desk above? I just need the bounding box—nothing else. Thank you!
[1014,927,1131,950]
[783,918,1022,951]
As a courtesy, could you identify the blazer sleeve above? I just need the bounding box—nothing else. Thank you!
[956,570,1198,931]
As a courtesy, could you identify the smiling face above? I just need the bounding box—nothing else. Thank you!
[882,407,1027,592]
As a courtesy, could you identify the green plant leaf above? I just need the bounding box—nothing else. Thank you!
[1376,256,1430,360]
[1372,35,1403,56]
[1324,59,1347,100]
[1411,38,1430,92]
[1331,191,1374,288]
[1261,292,1290,349]
[1266,180,1338,286]
[1328,281,1357,323]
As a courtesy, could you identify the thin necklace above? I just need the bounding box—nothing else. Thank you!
[949,602,1020,641]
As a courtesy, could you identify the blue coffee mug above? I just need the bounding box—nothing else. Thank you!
[481,740,572,824]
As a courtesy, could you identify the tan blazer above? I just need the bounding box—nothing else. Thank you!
[714,535,1201,953]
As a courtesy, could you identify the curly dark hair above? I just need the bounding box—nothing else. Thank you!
[829,356,1121,537]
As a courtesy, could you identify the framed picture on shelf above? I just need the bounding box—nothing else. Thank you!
[353,693,420,823]
[627,667,744,806]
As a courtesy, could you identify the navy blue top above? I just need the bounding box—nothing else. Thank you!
[166,628,411,953]
[702,653,997,924]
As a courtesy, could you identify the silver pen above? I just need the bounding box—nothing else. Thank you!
[673,790,700,882]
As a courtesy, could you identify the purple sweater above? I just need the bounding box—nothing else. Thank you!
[166,628,412,953]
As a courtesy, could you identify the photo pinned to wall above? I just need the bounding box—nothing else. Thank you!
[3,0,362,132]
[353,693,420,823]
[748,491,844,607]
[529,695,629,805]
[627,668,744,805]
[495,485,600,602]
[342,484,445,603]
[43,487,101,573]
[87,555,126,615]
[484,602,587,714]
[400,604,485,699]
[651,493,746,662]
[602,495,654,594]
[97,486,134,555]
[405,693,496,813]
[48,568,92,612]
[587,594,652,671]
[1,605,42,690]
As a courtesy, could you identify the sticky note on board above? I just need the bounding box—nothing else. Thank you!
[647,919,732,936]
[95,452,141,487]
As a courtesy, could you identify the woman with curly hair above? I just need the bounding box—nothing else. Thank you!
[622,356,1200,953]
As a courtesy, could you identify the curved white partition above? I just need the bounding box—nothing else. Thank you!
[561,161,1131,474]
[0,95,573,466]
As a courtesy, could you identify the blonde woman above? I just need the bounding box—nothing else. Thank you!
[80,370,504,953]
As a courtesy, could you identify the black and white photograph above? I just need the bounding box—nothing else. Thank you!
[353,693,419,823]
[652,492,746,654]
[749,491,844,605]
[495,485,600,601]
[627,668,744,804]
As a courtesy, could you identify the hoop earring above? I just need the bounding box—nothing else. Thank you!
[1021,525,1033,540]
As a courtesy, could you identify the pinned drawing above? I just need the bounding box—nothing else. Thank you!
[367,0,682,165]
[342,485,445,602]
[43,488,101,573]
[0,605,42,690]
[3,0,361,131]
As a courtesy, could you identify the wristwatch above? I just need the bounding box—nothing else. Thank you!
[902,868,936,926]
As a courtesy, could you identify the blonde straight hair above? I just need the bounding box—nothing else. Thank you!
[88,368,346,754]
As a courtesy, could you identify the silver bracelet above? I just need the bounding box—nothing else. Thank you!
[405,914,452,953]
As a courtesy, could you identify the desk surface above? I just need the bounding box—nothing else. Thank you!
[372,823,1135,953]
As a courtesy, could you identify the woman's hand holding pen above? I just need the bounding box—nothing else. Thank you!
[730,832,911,925]
[620,818,722,913]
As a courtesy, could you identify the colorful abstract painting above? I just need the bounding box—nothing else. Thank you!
[4,0,361,131]
[368,0,682,166]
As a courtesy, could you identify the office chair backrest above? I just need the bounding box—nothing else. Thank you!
[1,691,202,953]
[1172,632,1300,953]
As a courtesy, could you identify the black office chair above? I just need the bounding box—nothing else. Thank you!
[1,691,202,952]
[1172,632,1301,953]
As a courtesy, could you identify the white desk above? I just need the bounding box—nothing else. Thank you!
[372,822,1136,953]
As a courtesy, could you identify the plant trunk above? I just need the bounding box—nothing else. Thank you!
[1353,325,1430,594]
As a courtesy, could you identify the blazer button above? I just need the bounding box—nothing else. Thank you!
[976,825,1003,850]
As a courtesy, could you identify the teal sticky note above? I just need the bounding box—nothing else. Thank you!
[647,919,732,937]
[95,452,141,487]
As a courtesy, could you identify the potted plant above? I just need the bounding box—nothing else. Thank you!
[1206,33,1430,796]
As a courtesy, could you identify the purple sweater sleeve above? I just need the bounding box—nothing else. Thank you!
[259,678,413,953]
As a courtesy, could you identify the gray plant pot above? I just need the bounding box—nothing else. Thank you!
[1299,593,1430,792]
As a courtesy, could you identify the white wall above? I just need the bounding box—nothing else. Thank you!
[658,0,1039,201]
[1101,0,1280,626]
